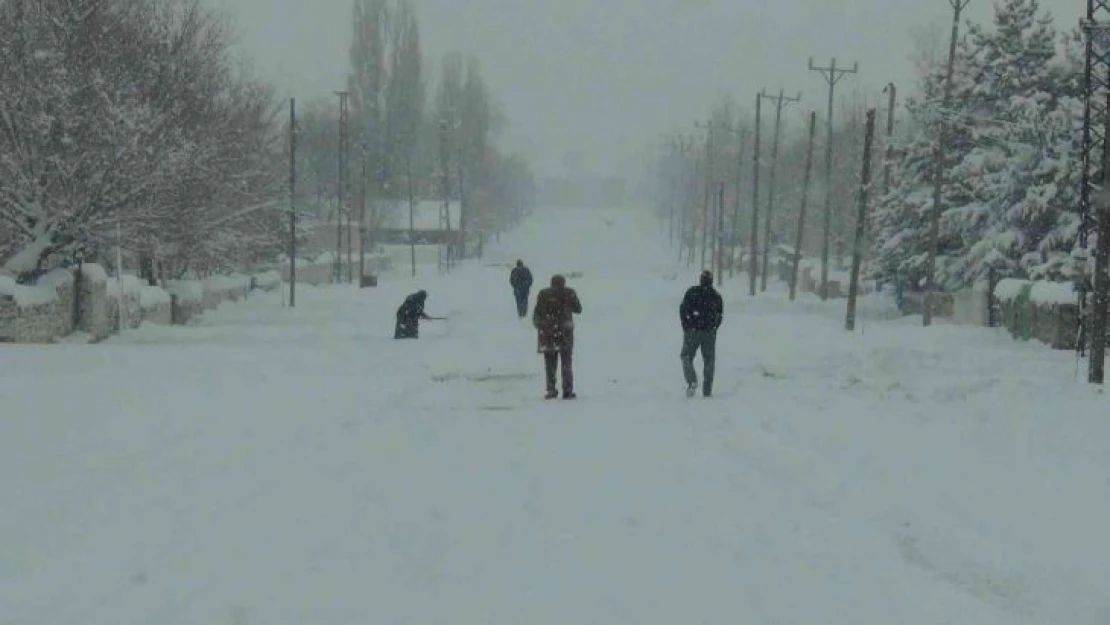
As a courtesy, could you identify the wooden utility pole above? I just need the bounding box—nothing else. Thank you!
[881,83,897,195]
[700,120,714,271]
[358,137,367,284]
[729,128,747,279]
[335,90,349,283]
[749,93,763,297]
[923,0,970,326]
[846,109,877,331]
[686,140,701,266]
[289,98,297,308]
[408,153,416,277]
[808,56,858,300]
[790,111,818,301]
[715,182,726,284]
[438,119,452,275]
[759,88,802,291]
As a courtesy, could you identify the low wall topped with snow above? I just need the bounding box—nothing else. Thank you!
[993,279,1078,349]
[0,264,284,343]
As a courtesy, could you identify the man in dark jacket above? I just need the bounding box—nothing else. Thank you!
[532,274,582,399]
[679,270,723,397]
[394,290,433,338]
[509,259,533,318]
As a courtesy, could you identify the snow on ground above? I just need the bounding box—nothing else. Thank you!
[3,205,1110,624]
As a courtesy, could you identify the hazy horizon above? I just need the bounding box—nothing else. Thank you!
[216,0,1082,178]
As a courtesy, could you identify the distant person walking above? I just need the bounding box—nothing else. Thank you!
[532,274,582,399]
[510,259,534,318]
[679,270,723,397]
[394,290,442,339]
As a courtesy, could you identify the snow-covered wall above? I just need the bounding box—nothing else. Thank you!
[993,279,1078,349]
[0,264,283,343]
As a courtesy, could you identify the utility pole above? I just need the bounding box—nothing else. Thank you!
[359,139,367,285]
[715,182,726,284]
[686,139,701,266]
[729,127,747,279]
[698,120,715,271]
[922,0,970,326]
[808,56,858,300]
[438,119,452,275]
[846,109,877,331]
[1080,0,1110,382]
[1089,96,1110,382]
[335,90,349,283]
[881,83,897,195]
[790,111,818,301]
[759,88,802,291]
[749,93,763,297]
[289,98,297,308]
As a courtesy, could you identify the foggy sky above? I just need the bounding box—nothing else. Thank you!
[217,0,1082,178]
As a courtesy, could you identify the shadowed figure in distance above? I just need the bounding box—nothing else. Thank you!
[509,259,534,318]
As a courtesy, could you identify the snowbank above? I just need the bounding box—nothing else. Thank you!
[204,274,252,291]
[1029,281,1076,306]
[993,278,1031,302]
[252,271,282,290]
[0,275,61,307]
[80,264,109,283]
[106,275,144,300]
[165,281,204,303]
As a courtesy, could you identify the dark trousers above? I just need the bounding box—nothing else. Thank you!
[543,350,573,394]
[681,329,716,395]
[394,316,418,339]
[514,290,529,317]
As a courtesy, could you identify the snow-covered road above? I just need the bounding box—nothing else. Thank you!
[3,205,1110,624]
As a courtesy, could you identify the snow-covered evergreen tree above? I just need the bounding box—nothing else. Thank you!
[873,0,1084,290]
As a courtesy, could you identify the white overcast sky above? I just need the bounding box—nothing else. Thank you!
[215,0,1083,177]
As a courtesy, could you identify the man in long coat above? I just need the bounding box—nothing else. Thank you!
[532,274,582,399]
[509,259,534,318]
[394,290,432,339]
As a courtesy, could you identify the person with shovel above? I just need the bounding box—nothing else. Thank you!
[394,290,444,339]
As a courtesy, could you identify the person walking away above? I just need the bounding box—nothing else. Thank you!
[394,290,438,339]
[679,270,723,397]
[510,259,534,318]
[532,274,582,399]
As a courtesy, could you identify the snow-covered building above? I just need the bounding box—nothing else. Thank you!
[375,200,461,244]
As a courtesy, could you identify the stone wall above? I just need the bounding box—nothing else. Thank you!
[0,264,284,343]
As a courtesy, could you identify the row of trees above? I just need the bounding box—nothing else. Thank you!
[650,0,1089,298]
[292,0,535,258]
[0,0,536,285]
[0,0,285,283]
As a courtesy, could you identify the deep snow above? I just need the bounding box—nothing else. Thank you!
[3,205,1110,624]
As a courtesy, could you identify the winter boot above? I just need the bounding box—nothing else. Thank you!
[685,382,697,398]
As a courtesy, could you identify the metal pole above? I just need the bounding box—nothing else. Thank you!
[923,0,968,326]
[749,93,763,297]
[359,147,366,285]
[701,121,713,270]
[760,88,802,291]
[808,56,858,299]
[335,90,348,283]
[846,109,877,331]
[408,154,416,277]
[729,128,747,279]
[790,111,818,301]
[289,98,297,308]
[1088,91,1110,383]
[716,182,725,284]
